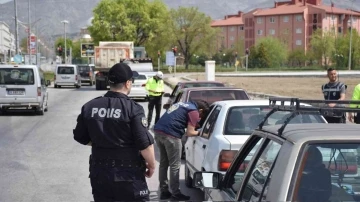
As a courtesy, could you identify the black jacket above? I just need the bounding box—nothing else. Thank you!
[73,91,154,160]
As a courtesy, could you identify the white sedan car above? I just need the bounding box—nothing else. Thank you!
[184,100,328,190]
[128,74,148,100]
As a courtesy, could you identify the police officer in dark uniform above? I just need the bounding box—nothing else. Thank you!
[321,68,346,123]
[73,63,156,201]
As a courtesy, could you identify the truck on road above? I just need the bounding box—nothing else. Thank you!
[94,41,154,90]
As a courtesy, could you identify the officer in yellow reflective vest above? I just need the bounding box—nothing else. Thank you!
[146,71,165,129]
[349,84,360,124]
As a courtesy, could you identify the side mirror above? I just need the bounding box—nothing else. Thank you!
[163,93,171,97]
[163,104,170,109]
[193,171,222,189]
[46,80,51,86]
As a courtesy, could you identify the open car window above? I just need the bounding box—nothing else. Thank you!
[291,143,360,202]
[224,106,326,135]
[188,90,249,105]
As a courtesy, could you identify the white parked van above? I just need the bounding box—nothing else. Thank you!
[0,64,50,115]
[54,64,81,88]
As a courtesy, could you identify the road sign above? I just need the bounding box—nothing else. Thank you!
[14,54,22,64]
[81,43,94,57]
[165,51,175,66]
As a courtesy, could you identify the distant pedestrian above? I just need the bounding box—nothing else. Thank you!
[153,100,210,201]
[321,68,346,123]
[349,83,360,124]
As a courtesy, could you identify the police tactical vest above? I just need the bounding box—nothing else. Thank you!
[154,102,198,139]
[322,82,345,100]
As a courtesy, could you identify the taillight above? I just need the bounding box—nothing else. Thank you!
[142,84,146,87]
[96,72,102,77]
[37,87,41,96]
[75,75,78,81]
[218,150,237,171]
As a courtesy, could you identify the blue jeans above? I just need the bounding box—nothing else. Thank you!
[154,133,182,195]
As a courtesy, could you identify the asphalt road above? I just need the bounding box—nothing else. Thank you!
[0,83,203,202]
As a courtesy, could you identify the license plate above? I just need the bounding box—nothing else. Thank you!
[8,90,25,95]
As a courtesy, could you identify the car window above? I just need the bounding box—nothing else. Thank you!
[291,143,360,202]
[201,106,221,139]
[174,92,183,104]
[78,66,90,72]
[224,106,326,135]
[170,85,180,97]
[240,140,281,201]
[137,74,147,80]
[188,90,249,105]
[0,68,35,85]
[57,66,74,74]
[183,83,225,88]
[224,136,265,198]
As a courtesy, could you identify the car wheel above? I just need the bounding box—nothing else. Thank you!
[36,105,44,116]
[76,85,81,89]
[185,165,193,188]
[89,81,93,86]
[54,85,58,88]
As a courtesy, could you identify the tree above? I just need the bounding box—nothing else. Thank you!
[20,38,28,54]
[256,43,271,68]
[169,7,220,69]
[255,37,287,68]
[288,49,307,67]
[310,29,335,68]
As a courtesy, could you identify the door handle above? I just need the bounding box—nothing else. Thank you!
[202,144,206,149]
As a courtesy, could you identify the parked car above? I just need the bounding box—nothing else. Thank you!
[167,87,251,159]
[128,74,148,100]
[163,81,225,110]
[0,64,50,115]
[77,64,95,86]
[184,99,327,190]
[54,64,82,88]
[192,97,360,202]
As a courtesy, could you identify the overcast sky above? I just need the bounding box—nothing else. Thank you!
[0,0,11,3]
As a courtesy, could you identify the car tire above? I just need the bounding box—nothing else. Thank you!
[54,85,58,88]
[89,81,93,86]
[185,165,193,188]
[76,85,81,89]
[36,106,44,116]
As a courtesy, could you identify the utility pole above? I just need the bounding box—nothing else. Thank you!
[14,0,19,54]
[28,0,31,64]
[348,2,354,70]
[61,20,69,63]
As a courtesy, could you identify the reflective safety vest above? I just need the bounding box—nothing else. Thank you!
[350,84,360,108]
[145,77,164,96]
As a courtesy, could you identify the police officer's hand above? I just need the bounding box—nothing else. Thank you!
[145,163,155,178]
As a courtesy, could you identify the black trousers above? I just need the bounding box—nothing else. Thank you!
[90,165,149,202]
[355,113,360,124]
[147,95,162,125]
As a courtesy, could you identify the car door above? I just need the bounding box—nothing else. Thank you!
[208,134,267,201]
[167,84,180,105]
[186,105,216,172]
[237,138,282,201]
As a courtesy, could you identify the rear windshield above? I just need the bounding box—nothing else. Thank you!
[184,83,224,88]
[57,66,74,74]
[137,75,147,80]
[78,66,90,72]
[0,68,35,85]
[224,106,326,135]
[189,90,249,104]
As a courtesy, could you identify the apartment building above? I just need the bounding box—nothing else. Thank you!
[212,0,360,53]
[0,21,15,62]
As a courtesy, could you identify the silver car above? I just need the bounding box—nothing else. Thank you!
[193,98,360,202]
[128,74,148,100]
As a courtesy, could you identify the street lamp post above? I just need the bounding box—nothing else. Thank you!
[348,0,355,70]
[14,0,19,54]
[61,20,69,64]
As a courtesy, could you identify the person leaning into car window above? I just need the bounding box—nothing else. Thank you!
[153,100,210,201]
[321,68,346,123]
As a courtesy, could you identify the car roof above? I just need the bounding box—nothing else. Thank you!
[0,64,38,69]
[212,99,313,107]
[57,64,77,67]
[260,123,360,143]
[179,80,224,84]
[181,87,245,92]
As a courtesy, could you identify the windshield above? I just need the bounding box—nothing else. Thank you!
[184,83,224,88]
[0,68,35,85]
[188,90,249,104]
[137,75,147,80]
[224,106,325,135]
[57,66,74,74]
[294,143,360,202]
[78,66,90,72]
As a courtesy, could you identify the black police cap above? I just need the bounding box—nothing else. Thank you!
[108,63,139,84]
